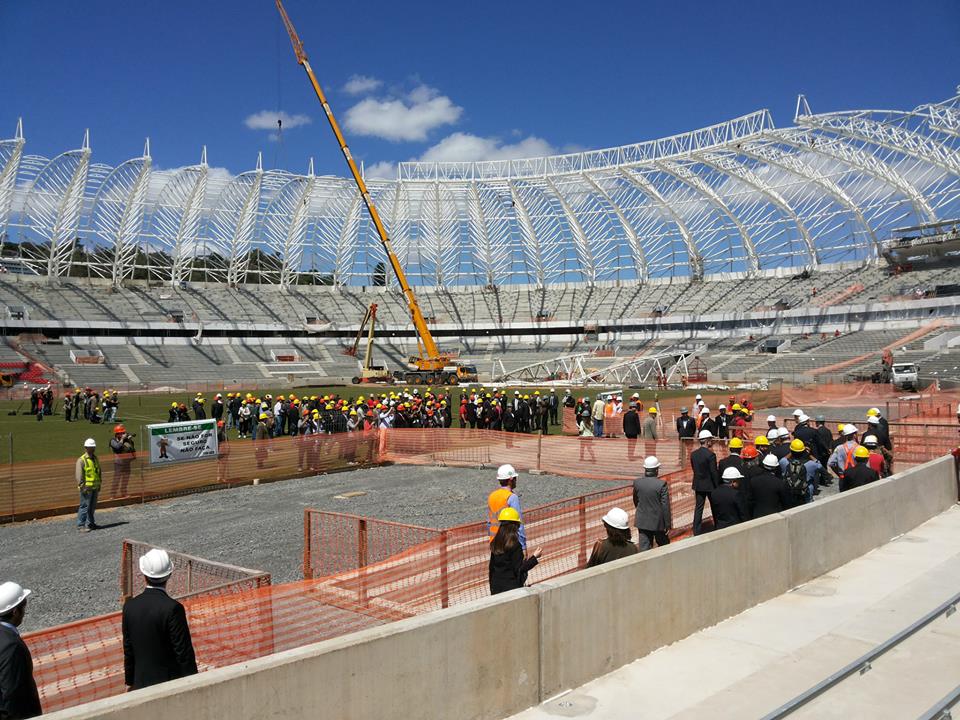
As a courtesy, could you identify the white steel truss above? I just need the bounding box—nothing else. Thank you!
[2,92,958,286]
[492,350,691,386]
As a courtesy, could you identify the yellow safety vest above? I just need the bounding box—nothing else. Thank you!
[79,454,102,491]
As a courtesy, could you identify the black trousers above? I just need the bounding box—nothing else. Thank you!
[637,529,670,551]
[693,490,713,535]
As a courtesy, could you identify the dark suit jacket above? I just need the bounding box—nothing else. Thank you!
[122,588,198,690]
[621,411,641,439]
[749,470,792,518]
[710,484,745,529]
[793,424,827,461]
[839,462,879,493]
[690,446,719,492]
[633,475,672,532]
[0,624,41,719]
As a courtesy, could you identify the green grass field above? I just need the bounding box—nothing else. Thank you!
[0,384,700,463]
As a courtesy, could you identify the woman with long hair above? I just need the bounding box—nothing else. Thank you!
[585,507,638,568]
[489,508,542,595]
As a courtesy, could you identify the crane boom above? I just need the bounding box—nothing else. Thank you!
[275,0,446,370]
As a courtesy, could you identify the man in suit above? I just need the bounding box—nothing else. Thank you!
[750,455,793,519]
[0,582,41,719]
[622,403,641,460]
[633,456,671,551]
[676,407,696,465]
[122,549,198,692]
[711,467,746,530]
[690,429,720,535]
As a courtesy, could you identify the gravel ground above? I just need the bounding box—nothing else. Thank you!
[1,464,610,632]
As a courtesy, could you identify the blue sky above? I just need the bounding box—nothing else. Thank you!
[2,0,959,178]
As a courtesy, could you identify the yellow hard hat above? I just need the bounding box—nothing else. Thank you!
[278,395,285,401]
[523,394,530,400]
[837,423,845,432]
[729,437,743,449]
[854,445,870,459]
[258,413,267,420]
[732,403,741,411]
[755,435,769,447]
[866,408,879,417]
[349,409,357,416]
[648,407,657,414]
[789,439,806,453]
[498,507,521,523]
[326,403,334,410]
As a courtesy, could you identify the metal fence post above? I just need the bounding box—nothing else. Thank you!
[302,509,312,580]
[439,530,449,609]
[358,518,368,606]
[186,558,193,595]
[577,495,587,566]
[536,430,543,472]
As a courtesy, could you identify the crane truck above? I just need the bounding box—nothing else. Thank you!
[276,0,479,387]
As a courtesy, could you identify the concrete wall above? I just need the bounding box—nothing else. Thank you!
[46,457,957,720]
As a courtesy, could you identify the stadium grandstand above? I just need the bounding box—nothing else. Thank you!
[1,90,960,388]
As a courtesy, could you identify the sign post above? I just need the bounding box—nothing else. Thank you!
[146,419,219,465]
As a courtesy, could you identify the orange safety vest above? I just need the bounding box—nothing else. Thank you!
[488,487,514,542]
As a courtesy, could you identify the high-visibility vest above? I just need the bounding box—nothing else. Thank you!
[488,487,513,542]
[79,454,101,491]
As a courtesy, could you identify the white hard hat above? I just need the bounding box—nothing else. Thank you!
[643,456,661,470]
[698,429,713,440]
[695,394,702,400]
[797,414,810,424]
[793,408,804,417]
[766,414,777,423]
[0,581,31,615]
[777,427,790,438]
[863,434,879,446]
[721,466,743,481]
[867,416,880,425]
[84,438,96,448]
[762,453,780,469]
[631,393,640,399]
[139,548,174,580]
[766,428,779,439]
[718,404,726,410]
[601,507,630,531]
[700,407,710,414]
[496,464,518,481]
[843,424,858,436]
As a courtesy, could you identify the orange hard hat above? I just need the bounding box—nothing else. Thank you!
[113,424,126,434]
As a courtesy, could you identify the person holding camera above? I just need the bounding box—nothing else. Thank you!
[110,424,136,498]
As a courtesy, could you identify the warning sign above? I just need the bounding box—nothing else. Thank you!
[147,419,219,465]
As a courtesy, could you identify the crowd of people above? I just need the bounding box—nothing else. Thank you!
[61,387,121,425]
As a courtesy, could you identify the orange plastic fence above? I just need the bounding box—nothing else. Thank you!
[120,539,271,603]
[0,431,380,522]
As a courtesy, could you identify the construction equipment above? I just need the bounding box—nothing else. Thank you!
[275,0,478,387]
[345,304,391,384]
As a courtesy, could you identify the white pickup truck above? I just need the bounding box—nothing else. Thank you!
[890,362,919,391]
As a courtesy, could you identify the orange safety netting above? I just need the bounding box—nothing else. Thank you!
[0,431,379,522]
[120,540,271,603]
[28,469,697,713]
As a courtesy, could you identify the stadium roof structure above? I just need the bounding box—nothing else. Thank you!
[0,89,958,289]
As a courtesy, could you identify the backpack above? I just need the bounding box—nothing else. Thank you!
[784,459,808,499]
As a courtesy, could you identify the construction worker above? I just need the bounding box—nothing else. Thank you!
[698,407,717,437]
[750,454,792,519]
[862,434,892,477]
[548,388,559,426]
[771,428,791,461]
[622,402,641,460]
[122,548,198,690]
[110,424,136,498]
[254,413,269,469]
[730,404,747,440]
[633,456,671,550]
[0,581,42,719]
[487,464,526,551]
[814,415,834,486]
[719,436,744,476]
[167,402,178,423]
[829,424,860,484]
[642,406,659,458]
[780,438,820,505]
[866,413,892,454]
[840,446,879,492]
[591,395,606,438]
[766,414,778,432]
[75,438,102,532]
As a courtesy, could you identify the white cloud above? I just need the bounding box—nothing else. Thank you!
[343,74,382,96]
[364,161,397,179]
[244,110,312,131]
[417,132,556,163]
[343,85,462,142]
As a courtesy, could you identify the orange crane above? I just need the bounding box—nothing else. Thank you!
[275,0,478,386]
